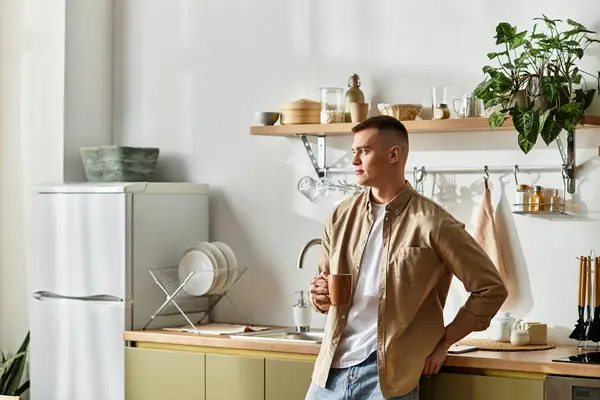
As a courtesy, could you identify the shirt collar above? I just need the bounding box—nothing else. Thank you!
[364,181,415,216]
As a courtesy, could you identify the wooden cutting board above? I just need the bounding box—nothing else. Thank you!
[456,338,556,352]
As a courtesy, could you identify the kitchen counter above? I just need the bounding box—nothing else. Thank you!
[124,329,600,379]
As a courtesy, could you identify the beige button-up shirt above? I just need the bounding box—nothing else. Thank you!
[310,182,508,398]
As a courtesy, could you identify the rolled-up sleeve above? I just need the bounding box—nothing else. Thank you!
[310,212,333,314]
[431,214,508,332]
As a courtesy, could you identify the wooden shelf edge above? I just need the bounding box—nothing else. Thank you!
[250,114,600,137]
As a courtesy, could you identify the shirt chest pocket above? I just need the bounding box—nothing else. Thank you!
[391,247,439,283]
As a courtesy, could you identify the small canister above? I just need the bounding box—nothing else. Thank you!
[279,98,321,125]
[514,184,530,212]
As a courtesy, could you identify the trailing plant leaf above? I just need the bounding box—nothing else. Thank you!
[518,134,535,154]
[541,76,562,103]
[489,111,506,129]
[540,112,564,145]
[559,102,583,115]
[495,22,516,45]
[568,47,584,59]
[510,31,528,49]
[567,19,587,30]
[487,51,508,60]
[512,108,540,144]
[485,97,505,109]
[574,89,596,110]
[488,70,512,92]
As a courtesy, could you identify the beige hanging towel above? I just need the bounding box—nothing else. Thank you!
[474,181,508,289]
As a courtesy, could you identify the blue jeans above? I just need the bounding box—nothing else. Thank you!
[305,352,419,400]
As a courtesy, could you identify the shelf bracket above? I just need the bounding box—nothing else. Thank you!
[300,135,326,178]
[556,129,575,194]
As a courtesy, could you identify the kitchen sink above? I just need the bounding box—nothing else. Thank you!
[231,328,324,344]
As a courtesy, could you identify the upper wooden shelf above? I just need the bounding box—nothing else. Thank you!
[250,115,600,137]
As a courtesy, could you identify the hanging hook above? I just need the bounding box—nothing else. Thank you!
[483,166,489,190]
[513,165,520,186]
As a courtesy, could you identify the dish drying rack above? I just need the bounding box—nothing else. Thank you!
[574,250,600,351]
[142,265,250,334]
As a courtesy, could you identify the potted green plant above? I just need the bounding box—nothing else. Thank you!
[474,16,600,153]
[0,332,29,397]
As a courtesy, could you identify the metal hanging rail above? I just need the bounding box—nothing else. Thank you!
[299,129,578,192]
[321,164,564,175]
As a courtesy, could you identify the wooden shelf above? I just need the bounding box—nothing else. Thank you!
[250,115,600,137]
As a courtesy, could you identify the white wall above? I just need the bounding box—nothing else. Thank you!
[114,0,600,344]
[0,0,66,352]
[64,0,114,182]
[0,0,114,352]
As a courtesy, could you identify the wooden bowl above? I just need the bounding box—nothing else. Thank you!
[377,103,422,121]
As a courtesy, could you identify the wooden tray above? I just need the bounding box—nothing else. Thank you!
[456,338,556,352]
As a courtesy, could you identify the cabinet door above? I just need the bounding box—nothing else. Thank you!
[125,347,205,400]
[432,372,543,400]
[206,354,264,400]
[265,359,314,400]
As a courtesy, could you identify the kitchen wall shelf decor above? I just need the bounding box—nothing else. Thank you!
[250,115,600,195]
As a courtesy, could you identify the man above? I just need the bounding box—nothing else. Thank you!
[306,115,508,399]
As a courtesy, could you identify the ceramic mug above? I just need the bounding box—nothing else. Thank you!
[328,274,352,305]
[453,94,485,118]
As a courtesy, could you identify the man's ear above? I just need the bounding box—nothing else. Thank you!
[389,145,401,163]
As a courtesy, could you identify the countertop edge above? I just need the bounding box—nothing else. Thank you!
[124,330,600,378]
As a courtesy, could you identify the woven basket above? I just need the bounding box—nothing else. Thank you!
[377,103,422,121]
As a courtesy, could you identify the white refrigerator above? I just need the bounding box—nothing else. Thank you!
[28,182,210,400]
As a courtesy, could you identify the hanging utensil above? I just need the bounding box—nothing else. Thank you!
[589,256,600,342]
[584,257,593,341]
[570,257,586,340]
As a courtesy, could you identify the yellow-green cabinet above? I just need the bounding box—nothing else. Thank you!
[265,359,314,400]
[432,372,544,400]
[125,347,206,400]
[205,354,265,400]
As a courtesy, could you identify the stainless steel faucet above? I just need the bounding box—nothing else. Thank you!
[297,238,322,269]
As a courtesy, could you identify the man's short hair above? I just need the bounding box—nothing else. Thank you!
[351,115,409,153]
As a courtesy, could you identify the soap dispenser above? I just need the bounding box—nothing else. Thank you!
[293,290,311,332]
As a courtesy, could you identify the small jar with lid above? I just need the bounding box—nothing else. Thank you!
[529,185,545,212]
[514,184,530,212]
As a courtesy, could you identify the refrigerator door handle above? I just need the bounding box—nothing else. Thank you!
[33,291,123,302]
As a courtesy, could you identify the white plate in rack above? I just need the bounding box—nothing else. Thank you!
[198,242,228,295]
[213,242,239,293]
[178,248,215,296]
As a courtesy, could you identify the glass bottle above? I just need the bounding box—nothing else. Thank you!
[549,189,562,212]
[529,186,545,212]
[344,74,365,121]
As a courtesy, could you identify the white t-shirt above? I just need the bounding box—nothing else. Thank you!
[332,203,386,368]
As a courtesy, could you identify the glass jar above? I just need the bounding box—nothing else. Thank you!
[432,85,450,120]
[549,189,562,212]
[320,87,344,123]
[514,184,530,212]
[529,185,545,212]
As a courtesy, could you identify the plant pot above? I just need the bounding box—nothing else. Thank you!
[508,90,528,110]
[80,146,160,182]
[527,76,551,112]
